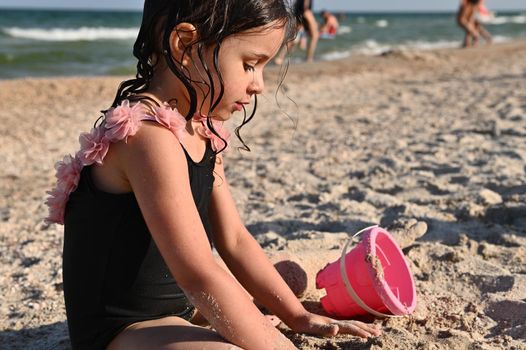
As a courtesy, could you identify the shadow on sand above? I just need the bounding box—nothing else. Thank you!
[0,321,70,350]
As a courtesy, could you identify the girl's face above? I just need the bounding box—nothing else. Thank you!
[192,24,285,121]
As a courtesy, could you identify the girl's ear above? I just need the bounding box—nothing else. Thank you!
[169,22,198,66]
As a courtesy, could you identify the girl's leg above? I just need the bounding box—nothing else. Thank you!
[107,316,242,350]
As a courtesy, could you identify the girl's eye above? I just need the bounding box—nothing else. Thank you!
[244,63,255,72]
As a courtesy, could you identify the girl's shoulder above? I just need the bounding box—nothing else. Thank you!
[45,99,188,225]
[46,99,230,225]
[105,99,187,144]
[80,99,191,182]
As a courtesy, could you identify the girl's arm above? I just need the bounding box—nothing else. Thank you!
[210,155,382,338]
[117,123,296,350]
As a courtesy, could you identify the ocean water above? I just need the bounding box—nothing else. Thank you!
[1,9,525,79]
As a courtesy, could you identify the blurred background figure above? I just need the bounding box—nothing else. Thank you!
[320,10,339,39]
[476,0,495,22]
[275,0,319,64]
[295,0,319,62]
[474,0,494,43]
[457,0,492,47]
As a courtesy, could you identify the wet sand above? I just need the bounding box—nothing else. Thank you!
[1,39,525,349]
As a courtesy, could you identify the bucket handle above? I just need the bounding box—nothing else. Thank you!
[339,225,400,318]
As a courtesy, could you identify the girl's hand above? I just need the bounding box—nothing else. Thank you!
[289,312,382,338]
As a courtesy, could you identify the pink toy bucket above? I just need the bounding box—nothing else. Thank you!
[316,226,416,318]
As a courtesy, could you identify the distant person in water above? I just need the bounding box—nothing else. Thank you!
[320,10,339,38]
[457,0,492,47]
[275,0,319,64]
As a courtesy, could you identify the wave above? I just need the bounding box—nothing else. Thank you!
[492,35,512,43]
[319,40,391,60]
[375,20,388,28]
[320,36,512,60]
[352,39,392,55]
[338,26,352,34]
[320,50,353,61]
[484,14,526,25]
[1,26,139,41]
[399,40,460,51]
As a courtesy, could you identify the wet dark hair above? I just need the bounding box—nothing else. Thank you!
[468,0,481,4]
[108,0,296,152]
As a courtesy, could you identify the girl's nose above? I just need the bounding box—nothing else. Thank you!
[248,72,264,95]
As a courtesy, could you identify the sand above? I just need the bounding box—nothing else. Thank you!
[1,40,525,349]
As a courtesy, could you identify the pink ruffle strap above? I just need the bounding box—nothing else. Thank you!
[104,100,144,142]
[193,113,231,152]
[45,101,229,225]
[151,103,187,141]
[45,155,83,224]
[78,126,110,166]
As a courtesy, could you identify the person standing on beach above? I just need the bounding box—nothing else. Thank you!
[320,10,340,38]
[296,0,319,61]
[457,0,492,47]
[275,0,319,63]
[45,1,381,349]
[474,0,493,45]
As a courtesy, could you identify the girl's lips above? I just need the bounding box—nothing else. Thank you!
[233,102,244,112]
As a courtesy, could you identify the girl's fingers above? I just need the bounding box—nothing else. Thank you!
[294,313,381,338]
[322,323,339,336]
[334,321,382,338]
[306,323,339,336]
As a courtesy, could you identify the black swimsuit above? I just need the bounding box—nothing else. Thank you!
[63,142,216,350]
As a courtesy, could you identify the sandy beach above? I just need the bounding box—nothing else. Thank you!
[1,40,525,349]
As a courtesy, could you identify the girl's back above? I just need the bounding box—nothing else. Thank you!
[62,105,216,349]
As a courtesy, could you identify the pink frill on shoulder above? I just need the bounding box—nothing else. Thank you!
[45,100,191,225]
[78,126,110,165]
[193,113,231,152]
[45,155,83,224]
[104,100,144,142]
[152,103,187,141]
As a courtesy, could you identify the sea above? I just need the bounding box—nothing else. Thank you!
[1,8,525,79]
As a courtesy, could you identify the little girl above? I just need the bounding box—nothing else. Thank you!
[46,1,381,349]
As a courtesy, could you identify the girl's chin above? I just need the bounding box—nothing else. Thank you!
[209,111,231,122]
[222,108,240,119]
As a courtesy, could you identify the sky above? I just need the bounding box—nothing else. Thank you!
[0,0,525,12]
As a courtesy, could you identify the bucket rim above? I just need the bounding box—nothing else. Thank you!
[363,227,417,315]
